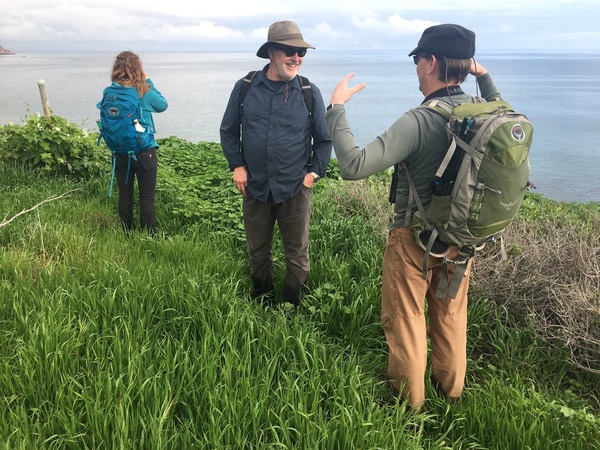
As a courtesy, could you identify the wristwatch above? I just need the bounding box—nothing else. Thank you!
[310,172,321,182]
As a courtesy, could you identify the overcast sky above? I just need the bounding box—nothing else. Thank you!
[2,0,599,53]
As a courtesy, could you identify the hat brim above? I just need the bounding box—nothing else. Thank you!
[408,46,419,57]
[256,39,315,58]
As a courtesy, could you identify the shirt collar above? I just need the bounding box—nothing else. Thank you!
[422,85,464,104]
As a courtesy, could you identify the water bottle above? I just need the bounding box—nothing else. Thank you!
[133,119,145,132]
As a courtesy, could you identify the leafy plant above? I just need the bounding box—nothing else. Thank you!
[156,137,245,240]
[0,114,109,178]
[155,138,344,242]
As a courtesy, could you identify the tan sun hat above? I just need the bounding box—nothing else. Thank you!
[256,20,315,59]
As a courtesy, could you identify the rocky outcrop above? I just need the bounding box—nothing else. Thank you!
[0,45,15,55]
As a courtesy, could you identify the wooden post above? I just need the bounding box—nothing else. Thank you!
[37,79,52,118]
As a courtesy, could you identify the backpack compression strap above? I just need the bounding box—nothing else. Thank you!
[108,151,137,198]
[399,162,437,281]
[436,257,469,300]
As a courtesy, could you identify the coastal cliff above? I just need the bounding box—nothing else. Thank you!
[0,45,15,55]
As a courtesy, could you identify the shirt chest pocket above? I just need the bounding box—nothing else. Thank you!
[276,96,310,133]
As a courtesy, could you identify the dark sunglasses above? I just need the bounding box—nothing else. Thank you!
[272,44,307,57]
[413,53,432,65]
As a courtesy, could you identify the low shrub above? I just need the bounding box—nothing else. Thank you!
[0,114,109,178]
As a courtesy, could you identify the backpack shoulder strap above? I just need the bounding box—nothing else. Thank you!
[103,84,140,101]
[421,98,454,119]
[239,70,259,112]
[394,99,455,222]
[298,75,313,115]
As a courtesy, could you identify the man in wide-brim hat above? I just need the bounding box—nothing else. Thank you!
[220,20,331,307]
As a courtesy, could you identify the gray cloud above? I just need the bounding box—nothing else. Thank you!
[2,1,599,53]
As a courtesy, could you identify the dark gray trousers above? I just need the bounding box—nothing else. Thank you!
[242,186,311,304]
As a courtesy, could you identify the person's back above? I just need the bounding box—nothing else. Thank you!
[98,51,167,234]
[388,71,502,230]
[324,24,504,410]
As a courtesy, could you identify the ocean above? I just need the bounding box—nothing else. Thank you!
[1,51,599,203]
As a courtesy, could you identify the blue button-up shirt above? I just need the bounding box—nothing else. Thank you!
[220,65,332,203]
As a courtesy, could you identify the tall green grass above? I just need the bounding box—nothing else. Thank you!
[0,156,598,449]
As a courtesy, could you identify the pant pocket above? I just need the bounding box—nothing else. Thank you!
[137,149,158,171]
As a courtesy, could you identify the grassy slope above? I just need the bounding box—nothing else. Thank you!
[0,145,598,449]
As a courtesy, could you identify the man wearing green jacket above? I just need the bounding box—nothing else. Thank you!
[325,24,502,410]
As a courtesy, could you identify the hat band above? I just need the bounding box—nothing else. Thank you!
[270,32,304,42]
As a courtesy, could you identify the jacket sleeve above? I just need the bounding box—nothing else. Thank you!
[308,84,332,177]
[477,73,502,101]
[139,79,168,134]
[325,104,422,180]
[143,78,168,113]
[219,79,246,171]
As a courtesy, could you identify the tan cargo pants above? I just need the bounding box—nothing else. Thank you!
[381,227,471,410]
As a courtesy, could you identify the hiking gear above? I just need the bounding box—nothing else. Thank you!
[409,24,476,59]
[96,85,155,196]
[257,20,314,58]
[398,97,533,299]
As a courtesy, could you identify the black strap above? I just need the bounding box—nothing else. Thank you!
[388,163,399,204]
[239,71,258,115]
[299,75,313,115]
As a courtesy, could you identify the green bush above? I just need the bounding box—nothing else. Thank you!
[0,114,109,178]
[156,137,245,240]
[155,137,344,242]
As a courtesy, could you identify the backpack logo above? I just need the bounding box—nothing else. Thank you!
[511,123,526,141]
[108,107,120,116]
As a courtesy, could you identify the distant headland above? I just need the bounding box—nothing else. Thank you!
[0,45,15,55]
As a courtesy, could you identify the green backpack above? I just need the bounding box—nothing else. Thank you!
[400,98,534,299]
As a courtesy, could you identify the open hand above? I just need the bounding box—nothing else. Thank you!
[329,72,366,106]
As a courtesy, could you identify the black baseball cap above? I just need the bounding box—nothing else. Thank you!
[409,24,476,59]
